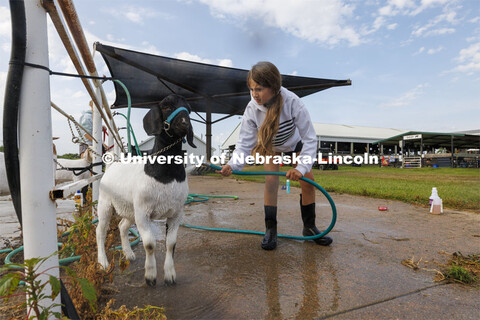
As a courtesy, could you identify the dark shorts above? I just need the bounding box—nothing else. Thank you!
[282,141,303,157]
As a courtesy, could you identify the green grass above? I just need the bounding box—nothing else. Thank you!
[222,165,480,212]
[444,252,480,284]
[446,264,477,284]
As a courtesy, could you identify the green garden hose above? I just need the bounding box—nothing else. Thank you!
[3,163,337,267]
[182,163,337,240]
[4,221,140,267]
[113,79,134,154]
[114,111,141,155]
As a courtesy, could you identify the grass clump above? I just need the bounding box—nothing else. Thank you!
[98,299,167,320]
[443,252,480,285]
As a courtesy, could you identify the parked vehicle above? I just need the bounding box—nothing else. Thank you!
[313,148,339,170]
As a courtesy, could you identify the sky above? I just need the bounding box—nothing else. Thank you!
[0,0,479,155]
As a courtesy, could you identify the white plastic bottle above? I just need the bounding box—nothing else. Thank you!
[429,187,438,206]
[429,190,443,215]
[74,190,83,210]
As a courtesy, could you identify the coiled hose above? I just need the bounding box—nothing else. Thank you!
[182,163,337,240]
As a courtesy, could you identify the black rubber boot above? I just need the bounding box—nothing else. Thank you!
[261,206,277,250]
[300,194,333,246]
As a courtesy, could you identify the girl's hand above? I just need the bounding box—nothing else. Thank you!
[217,165,233,177]
[286,168,303,181]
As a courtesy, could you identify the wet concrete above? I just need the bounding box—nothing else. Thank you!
[0,195,75,249]
[1,175,479,319]
[108,176,480,319]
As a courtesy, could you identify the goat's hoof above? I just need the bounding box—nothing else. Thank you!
[98,258,109,270]
[124,252,136,261]
[164,278,176,286]
[145,278,157,287]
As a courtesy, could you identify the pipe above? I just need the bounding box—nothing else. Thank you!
[3,0,26,225]
[54,0,124,150]
[42,0,124,151]
[19,0,60,314]
[4,3,78,318]
[91,86,103,204]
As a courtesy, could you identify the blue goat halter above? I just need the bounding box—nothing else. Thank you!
[163,106,190,137]
[165,107,190,124]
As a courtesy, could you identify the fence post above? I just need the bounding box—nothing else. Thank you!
[19,0,60,316]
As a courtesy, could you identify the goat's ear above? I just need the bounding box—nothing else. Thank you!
[187,122,196,148]
[143,106,162,136]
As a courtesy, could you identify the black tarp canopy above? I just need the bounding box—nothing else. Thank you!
[95,42,351,158]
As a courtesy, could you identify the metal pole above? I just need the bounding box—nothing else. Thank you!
[19,0,60,316]
[108,118,114,153]
[92,87,103,203]
[206,100,212,161]
[420,136,424,167]
[451,135,454,168]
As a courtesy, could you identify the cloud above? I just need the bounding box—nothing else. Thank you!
[199,0,362,47]
[0,6,11,56]
[102,5,171,25]
[410,0,450,16]
[376,0,456,38]
[380,83,428,108]
[0,71,7,109]
[414,45,445,56]
[0,6,11,37]
[427,46,444,54]
[413,46,425,55]
[387,23,398,30]
[378,0,448,17]
[411,11,458,37]
[452,41,480,75]
[174,52,233,67]
[378,0,416,17]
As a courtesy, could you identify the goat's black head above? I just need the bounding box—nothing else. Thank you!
[143,94,196,148]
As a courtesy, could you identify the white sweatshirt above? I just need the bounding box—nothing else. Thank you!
[227,87,317,175]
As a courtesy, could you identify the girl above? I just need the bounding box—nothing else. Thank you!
[218,61,333,250]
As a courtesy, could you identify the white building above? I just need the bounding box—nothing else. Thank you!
[221,122,407,155]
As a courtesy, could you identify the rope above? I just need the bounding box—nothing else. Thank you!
[54,158,103,175]
[182,163,337,241]
[10,60,113,81]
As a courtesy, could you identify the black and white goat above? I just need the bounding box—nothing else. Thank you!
[96,94,196,286]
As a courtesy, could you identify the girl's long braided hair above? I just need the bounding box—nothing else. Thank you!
[248,62,283,156]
